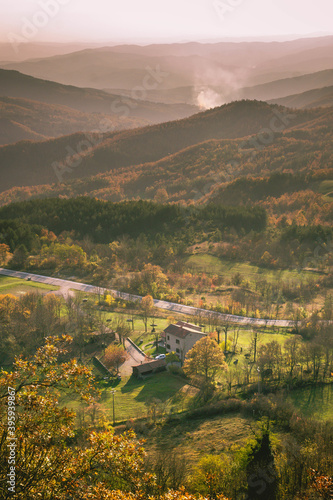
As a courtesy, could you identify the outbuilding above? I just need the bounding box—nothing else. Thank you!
[132,359,167,379]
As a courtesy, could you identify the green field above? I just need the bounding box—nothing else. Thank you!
[0,275,59,295]
[63,372,189,422]
[102,373,188,421]
[186,254,316,284]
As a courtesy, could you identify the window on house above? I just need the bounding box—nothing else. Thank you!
[166,344,170,349]
[176,348,180,353]
[176,339,180,344]
[167,335,170,340]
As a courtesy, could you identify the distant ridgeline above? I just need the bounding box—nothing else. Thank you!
[0,197,267,249]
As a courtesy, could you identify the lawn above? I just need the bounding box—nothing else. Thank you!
[288,384,333,421]
[100,373,188,421]
[62,372,189,423]
[224,327,292,351]
[186,254,316,284]
[0,276,59,295]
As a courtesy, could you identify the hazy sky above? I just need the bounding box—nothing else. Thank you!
[2,0,333,43]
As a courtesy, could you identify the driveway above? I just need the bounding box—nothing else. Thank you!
[119,339,148,377]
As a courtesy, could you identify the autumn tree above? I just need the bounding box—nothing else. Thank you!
[10,243,28,268]
[183,336,227,386]
[131,264,168,297]
[112,317,131,346]
[219,318,233,351]
[104,344,128,373]
[190,454,236,499]
[154,188,169,204]
[0,336,154,499]
[0,243,10,265]
[257,341,282,380]
[284,335,302,378]
[146,450,187,493]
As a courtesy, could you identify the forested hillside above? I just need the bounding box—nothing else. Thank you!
[269,85,333,109]
[0,69,197,120]
[0,100,329,192]
[0,197,267,248]
[0,101,332,230]
[0,96,143,145]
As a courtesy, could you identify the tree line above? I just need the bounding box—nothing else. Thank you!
[0,197,267,246]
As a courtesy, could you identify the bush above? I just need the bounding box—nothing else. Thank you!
[168,365,187,378]
[187,398,244,420]
[242,393,295,428]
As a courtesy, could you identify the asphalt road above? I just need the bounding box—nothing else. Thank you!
[0,268,297,328]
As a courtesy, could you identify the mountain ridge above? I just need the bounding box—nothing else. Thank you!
[0,99,330,193]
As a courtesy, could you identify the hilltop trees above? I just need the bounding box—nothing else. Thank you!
[0,198,267,246]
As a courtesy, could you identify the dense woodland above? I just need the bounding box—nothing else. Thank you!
[0,198,267,244]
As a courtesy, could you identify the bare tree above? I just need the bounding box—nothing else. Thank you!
[284,335,302,378]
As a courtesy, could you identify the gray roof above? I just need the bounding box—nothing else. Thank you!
[132,359,166,373]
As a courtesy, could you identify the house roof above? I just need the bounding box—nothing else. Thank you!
[176,321,202,332]
[164,322,204,339]
[132,359,166,374]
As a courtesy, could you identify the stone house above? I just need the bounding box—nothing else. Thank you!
[163,321,205,363]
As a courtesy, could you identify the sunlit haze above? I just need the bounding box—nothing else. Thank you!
[1,0,333,44]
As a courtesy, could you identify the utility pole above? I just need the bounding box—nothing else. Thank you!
[216,327,221,344]
[253,331,258,363]
[257,366,261,394]
[110,389,116,425]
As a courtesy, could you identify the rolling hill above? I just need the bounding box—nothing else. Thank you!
[0,69,198,124]
[0,129,332,227]
[2,37,333,100]
[0,41,106,63]
[240,69,333,102]
[268,85,333,109]
[0,100,331,194]
[0,96,144,145]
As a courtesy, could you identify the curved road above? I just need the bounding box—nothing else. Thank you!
[0,268,297,328]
